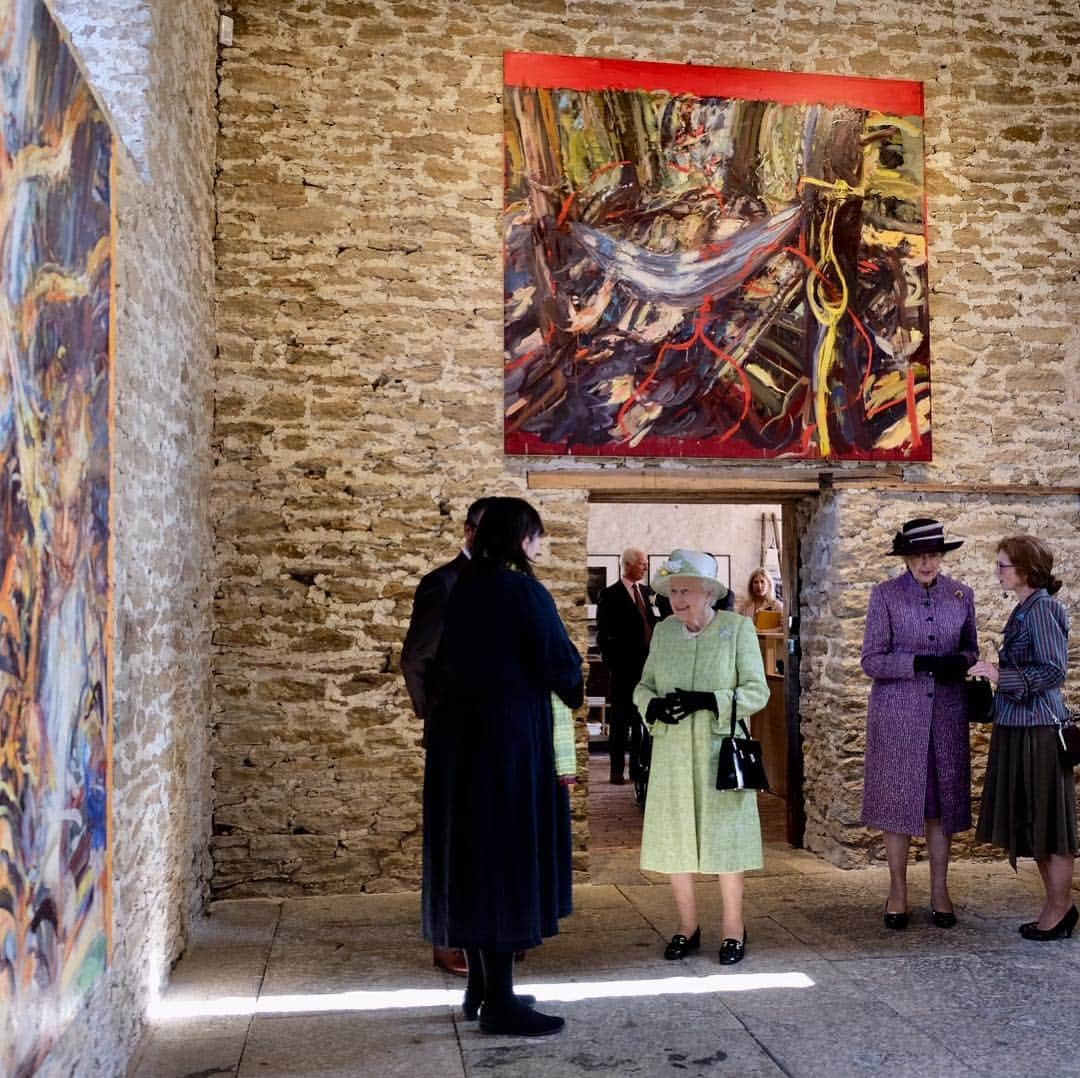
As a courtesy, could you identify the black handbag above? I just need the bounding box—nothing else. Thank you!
[716,697,769,792]
[966,677,995,724]
[1055,716,1080,768]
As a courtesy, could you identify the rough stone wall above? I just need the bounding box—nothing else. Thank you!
[213,0,1079,893]
[38,2,219,1075]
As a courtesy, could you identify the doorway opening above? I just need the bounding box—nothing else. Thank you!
[583,497,808,882]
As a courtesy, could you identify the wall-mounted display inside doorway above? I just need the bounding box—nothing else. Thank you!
[0,1,114,1073]
[503,52,931,461]
[586,554,621,617]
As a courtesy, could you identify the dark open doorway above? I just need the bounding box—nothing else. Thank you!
[581,494,812,869]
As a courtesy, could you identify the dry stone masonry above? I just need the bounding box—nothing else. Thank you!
[212,0,1079,894]
[38,1,219,1075]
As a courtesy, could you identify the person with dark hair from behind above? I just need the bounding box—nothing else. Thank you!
[971,535,1076,940]
[401,496,494,976]
[422,497,582,1036]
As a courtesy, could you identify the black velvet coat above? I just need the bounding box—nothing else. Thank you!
[422,564,583,951]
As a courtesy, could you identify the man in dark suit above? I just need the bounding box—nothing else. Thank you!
[596,548,658,785]
[402,496,493,975]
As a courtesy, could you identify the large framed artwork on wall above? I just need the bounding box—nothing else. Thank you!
[0,1,114,1073]
[503,52,931,461]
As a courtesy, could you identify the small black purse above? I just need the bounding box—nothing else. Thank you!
[1056,716,1080,768]
[966,677,995,724]
[716,696,769,792]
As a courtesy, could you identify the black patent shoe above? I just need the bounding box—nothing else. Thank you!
[463,991,536,1022]
[663,926,701,960]
[930,909,957,928]
[718,932,747,966]
[1019,905,1079,941]
[883,905,909,930]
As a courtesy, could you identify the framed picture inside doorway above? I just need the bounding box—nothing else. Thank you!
[586,554,621,618]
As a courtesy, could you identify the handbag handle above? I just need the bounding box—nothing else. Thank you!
[727,691,751,740]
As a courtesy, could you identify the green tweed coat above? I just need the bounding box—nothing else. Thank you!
[634,612,770,874]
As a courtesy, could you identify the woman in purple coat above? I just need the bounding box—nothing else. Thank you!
[861,519,979,929]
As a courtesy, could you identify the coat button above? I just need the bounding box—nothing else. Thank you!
[929,634,936,640]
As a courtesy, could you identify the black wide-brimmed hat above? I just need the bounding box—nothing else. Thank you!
[888,518,963,555]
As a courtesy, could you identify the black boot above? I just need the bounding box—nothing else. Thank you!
[461,948,485,1021]
[462,947,535,1021]
[477,949,563,1036]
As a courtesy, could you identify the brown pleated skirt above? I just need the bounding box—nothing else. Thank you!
[976,724,1078,869]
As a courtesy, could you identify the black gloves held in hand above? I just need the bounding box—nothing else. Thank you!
[646,689,721,725]
[913,653,971,681]
[668,689,719,719]
[646,697,680,725]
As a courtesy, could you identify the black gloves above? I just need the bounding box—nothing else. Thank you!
[646,697,679,725]
[914,653,971,681]
[668,689,719,719]
[646,690,721,725]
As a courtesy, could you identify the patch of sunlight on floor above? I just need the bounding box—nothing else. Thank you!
[148,971,815,1021]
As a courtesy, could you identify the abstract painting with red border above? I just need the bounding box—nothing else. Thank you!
[503,53,931,461]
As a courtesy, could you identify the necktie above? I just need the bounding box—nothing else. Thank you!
[633,585,653,646]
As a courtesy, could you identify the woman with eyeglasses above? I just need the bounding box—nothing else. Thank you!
[970,535,1075,940]
[861,519,979,929]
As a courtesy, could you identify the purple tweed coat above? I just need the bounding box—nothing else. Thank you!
[860,570,979,836]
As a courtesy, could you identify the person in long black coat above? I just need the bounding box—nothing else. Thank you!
[422,497,583,1037]
[402,496,493,977]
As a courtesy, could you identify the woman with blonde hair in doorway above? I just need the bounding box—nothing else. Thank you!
[634,549,769,965]
[736,568,782,622]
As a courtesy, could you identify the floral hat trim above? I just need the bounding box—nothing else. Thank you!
[651,549,726,598]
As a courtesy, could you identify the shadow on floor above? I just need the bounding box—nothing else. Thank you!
[132,760,1080,1077]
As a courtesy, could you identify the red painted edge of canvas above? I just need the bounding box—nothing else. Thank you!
[504,431,932,462]
[504,52,924,116]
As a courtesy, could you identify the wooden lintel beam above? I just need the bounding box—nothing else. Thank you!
[526,470,1080,499]
[830,477,1080,496]
[526,470,820,496]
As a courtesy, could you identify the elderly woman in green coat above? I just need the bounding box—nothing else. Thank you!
[634,549,770,966]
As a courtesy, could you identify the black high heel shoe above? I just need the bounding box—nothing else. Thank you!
[718,931,747,966]
[663,926,701,960]
[1019,905,1079,941]
[930,908,957,928]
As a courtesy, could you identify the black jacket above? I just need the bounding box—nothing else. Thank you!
[596,579,658,683]
[401,551,469,726]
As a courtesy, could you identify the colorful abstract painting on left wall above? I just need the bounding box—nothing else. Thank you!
[0,1,114,1074]
[504,53,932,460]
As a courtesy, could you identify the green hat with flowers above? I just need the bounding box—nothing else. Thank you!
[650,548,727,600]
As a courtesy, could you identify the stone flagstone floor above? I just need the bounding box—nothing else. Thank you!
[131,760,1080,1077]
